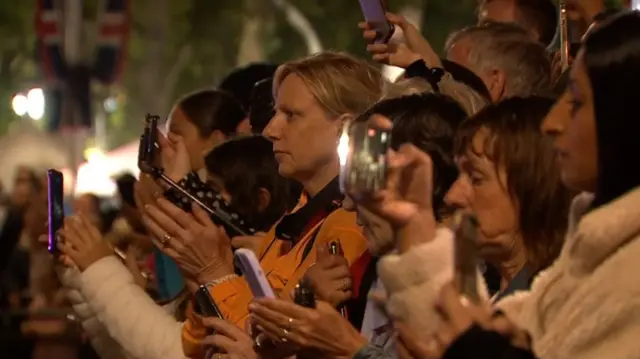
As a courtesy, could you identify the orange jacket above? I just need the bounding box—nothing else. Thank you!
[181,208,367,358]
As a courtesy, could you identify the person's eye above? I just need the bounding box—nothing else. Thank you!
[470,173,484,186]
[569,97,583,117]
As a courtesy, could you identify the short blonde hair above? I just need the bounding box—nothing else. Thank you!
[273,51,387,117]
[383,75,488,116]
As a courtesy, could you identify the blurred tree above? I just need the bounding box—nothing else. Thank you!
[0,2,38,134]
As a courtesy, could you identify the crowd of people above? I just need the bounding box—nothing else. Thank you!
[2,0,640,358]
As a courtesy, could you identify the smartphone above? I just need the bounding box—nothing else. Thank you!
[47,169,64,256]
[338,120,391,199]
[327,242,348,317]
[143,114,159,166]
[294,278,316,309]
[453,213,481,304]
[234,249,275,298]
[359,0,394,44]
[138,114,160,173]
[194,285,224,318]
[558,1,570,71]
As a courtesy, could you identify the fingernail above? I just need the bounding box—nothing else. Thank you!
[248,303,257,311]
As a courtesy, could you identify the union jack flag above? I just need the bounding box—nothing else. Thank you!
[93,0,131,85]
[35,0,66,81]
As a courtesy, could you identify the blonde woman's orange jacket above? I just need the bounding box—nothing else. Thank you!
[181,207,367,358]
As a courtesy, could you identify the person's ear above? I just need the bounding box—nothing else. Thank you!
[487,69,507,101]
[256,188,271,213]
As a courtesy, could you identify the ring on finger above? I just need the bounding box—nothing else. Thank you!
[342,278,350,291]
[281,328,289,342]
[160,233,172,247]
[286,317,294,331]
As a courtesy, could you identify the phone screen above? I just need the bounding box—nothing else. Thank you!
[358,0,394,44]
[146,115,159,166]
[47,169,64,256]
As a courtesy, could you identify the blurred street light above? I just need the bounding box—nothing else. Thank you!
[104,96,118,113]
[11,88,45,120]
[27,88,45,120]
[11,94,28,116]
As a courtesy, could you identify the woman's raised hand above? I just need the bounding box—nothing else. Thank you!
[360,12,441,69]
[355,141,438,253]
[142,198,235,285]
[58,215,113,271]
[158,133,192,182]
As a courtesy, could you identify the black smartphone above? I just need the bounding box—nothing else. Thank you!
[146,114,159,165]
[47,169,64,256]
[139,114,160,173]
[294,278,316,309]
[328,242,348,317]
[359,0,394,44]
[194,285,223,318]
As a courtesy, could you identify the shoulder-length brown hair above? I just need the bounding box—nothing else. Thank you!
[455,96,572,273]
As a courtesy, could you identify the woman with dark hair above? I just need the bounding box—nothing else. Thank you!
[135,89,246,208]
[204,136,301,232]
[355,96,571,343]
[166,89,246,178]
[368,11,640,359]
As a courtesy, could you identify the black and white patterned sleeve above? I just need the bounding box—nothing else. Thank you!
[163,172,217,212]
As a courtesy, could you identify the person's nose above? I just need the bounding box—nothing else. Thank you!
[541,95,569,137]
[262,113,282,141]
[444,176,472,210]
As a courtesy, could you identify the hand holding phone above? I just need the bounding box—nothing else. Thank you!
[359,0,394,44]
[47,169,64,257]
[338,120,392,199]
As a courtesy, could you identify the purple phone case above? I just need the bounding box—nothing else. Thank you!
[47,169,64,254]
[359,0,394,44]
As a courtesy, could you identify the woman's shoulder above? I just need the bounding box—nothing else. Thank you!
[323,207,360,231]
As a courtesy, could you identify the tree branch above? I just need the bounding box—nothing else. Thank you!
[270,0,323,54]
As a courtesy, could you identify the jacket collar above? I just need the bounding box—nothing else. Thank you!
[564,186,640,274]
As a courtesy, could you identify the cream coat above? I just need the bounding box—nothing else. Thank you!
[58,256,186,359]
[378,187,640,359]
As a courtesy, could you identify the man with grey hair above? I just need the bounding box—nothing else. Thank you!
[445,22,552,102]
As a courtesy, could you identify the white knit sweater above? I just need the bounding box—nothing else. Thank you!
[58,256,186,359]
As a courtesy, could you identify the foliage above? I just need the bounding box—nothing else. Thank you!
[4,0,632,148]
[0,1,38,133]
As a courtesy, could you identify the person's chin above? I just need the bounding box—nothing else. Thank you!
[277,162,295,178]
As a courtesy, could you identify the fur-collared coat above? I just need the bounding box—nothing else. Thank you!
[378,187,640,359]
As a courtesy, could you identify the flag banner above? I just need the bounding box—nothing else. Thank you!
[35,0,67,81]
[93,0,131,85]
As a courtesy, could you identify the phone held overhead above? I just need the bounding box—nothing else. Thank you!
[359,0,395,44]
